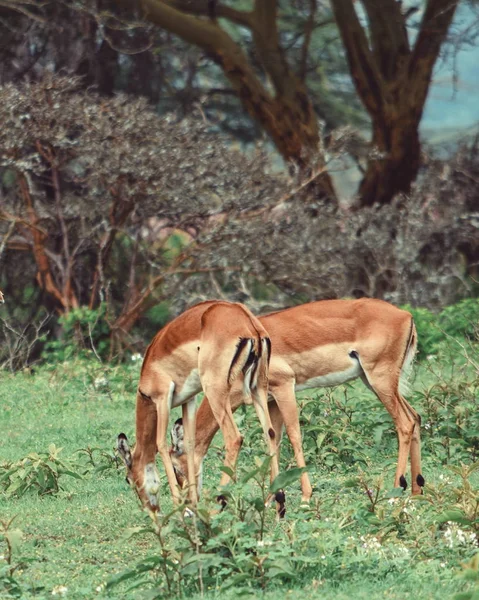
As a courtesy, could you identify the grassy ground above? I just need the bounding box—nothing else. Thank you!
[1,344,479,599]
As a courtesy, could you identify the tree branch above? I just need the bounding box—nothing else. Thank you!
[409,0,459,110]
[360,0,410,80]
[252,0,293,96]
[330,0,385,114]
[163,0,253,28]
[299,0,317,81]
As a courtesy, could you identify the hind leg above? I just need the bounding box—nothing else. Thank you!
[402,398,423,494]
[251,385,283,515]
[270,382,313,504]
[204,384,244,494]
[361,365,419,493]
[182,398,198,506]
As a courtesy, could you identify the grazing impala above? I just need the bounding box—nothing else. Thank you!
[117,300,284,514]
[170,298,424,503]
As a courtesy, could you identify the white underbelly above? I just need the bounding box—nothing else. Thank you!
[295,362,361,391]
[171,369,202,407]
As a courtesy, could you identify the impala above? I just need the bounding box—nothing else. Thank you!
[170,298,424,504]
[117,300,284,514]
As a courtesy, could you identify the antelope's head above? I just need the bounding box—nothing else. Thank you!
[117,433,161,512]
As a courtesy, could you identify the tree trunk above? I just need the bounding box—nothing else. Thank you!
[331,0,459,207]
[358,117,421,207]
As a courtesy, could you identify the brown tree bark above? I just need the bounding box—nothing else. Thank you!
[18,176,78,312]
[121,0,337,201]
[331,0,459,207]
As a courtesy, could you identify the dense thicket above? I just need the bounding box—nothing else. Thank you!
[0,76,477,365]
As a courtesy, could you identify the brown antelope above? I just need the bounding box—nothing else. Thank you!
[170,298,424,504]
[117,300,284,514]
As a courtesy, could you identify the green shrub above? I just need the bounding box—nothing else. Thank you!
[403,298,479,358]
[42,304,110,362]
[0,444,83,497]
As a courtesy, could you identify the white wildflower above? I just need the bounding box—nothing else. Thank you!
[52,586,68,596]
[443,522,476,548]
[93,376,109,391]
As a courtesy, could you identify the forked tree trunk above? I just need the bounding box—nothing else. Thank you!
[332,0,459,207]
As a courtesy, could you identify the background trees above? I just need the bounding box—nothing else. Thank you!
[0,0,478,363]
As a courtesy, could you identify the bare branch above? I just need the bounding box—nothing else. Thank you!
[330,0,385,114]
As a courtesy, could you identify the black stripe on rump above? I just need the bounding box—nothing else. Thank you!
[228,337,250,383]
[265,337,272,366]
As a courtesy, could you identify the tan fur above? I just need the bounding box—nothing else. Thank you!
[120,300,279,512]
[171,298,423,502]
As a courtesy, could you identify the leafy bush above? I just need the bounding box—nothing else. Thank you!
[403,298,479,358]
[42,304,110,362]
[0,517,40,598]
[439,298,479,342]
[0,444,82,497]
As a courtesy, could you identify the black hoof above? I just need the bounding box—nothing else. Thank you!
[399,475,407,491]
[217,494,227,510]
[417,474,425,487]
[275,490,286,518]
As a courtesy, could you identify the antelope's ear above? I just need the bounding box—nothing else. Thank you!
[117,433,132,468]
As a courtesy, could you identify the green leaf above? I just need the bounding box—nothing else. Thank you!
[58,469,82,480]
[316,433,327,449]
[270,467,307,493]
[221,572,251,591]
[385,487,405,498]
[5,529,23,553]
[219,466,235,479]
[437,510,471,526]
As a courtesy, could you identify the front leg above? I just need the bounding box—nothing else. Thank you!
[182,398,198,506]
[157,382,182,505]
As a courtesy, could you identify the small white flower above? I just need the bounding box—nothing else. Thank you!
[93,376,109,391]
[131,353,143,362]
[52,586,68,596]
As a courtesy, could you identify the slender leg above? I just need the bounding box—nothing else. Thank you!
[401,397,423,494]
[271,382,313,503]
[156,382,181,504]
[362,368,416,491]
[205,384,244,490]
[268,399,285,455]
[251,388,280,486]
[182,398,198,505]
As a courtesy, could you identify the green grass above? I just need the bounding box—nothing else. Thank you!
[1,340,479,599]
